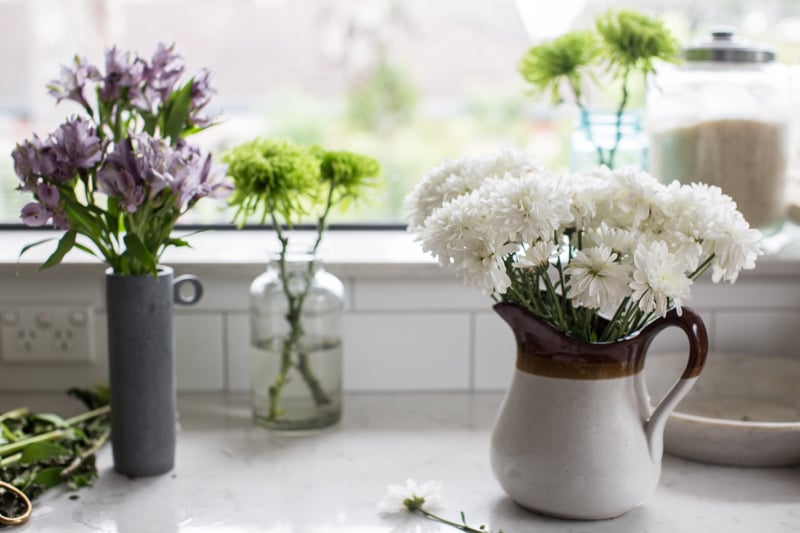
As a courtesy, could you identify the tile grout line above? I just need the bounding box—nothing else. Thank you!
[221,311,230,393]
[469,311,476,392]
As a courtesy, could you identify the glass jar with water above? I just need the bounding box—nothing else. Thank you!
[250,251,344,430]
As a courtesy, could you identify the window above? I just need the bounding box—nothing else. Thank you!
[2,0,798,226]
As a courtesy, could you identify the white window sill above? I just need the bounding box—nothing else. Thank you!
[3,225,800,279]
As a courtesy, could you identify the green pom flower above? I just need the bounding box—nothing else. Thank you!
[224,138,321,226]
[595,10,681,77]
[518,31,600,104]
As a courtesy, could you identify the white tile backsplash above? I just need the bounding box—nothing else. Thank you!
[225,312,250,392]
[474,312,516,390]
[1,260,799,393]
[353,278,487,311]
[174,314,225,391]
[342,312,471,391]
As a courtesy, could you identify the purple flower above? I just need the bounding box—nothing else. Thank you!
[20,202,51,227]
[129,43,186,114]
[36,182,60,209]
[47,55,101,111]
[188,68,217,127]
[148,43,185,101]
[96,139,146,213]
[11,135,63,189]
[12,136,47,189]
[169,141,232,209]
[12,117,102,189]
[51,117,103,171]
[99,46,146,102]
[97,133,174,212]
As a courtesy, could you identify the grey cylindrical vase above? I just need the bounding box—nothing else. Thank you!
[105,266,178,477]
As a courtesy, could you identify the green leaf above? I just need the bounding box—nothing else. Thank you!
[19,441,71,464]
[40,230,77,270]
[33,413,68,428]
[123,233,158,277]
[163,80,194,144]
[30,466,66,490]
[164,238,190,248]
[73,242,102,261]
[64,202,103,241]
[18,237,58,261]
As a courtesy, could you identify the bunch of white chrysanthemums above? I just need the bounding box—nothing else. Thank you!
[404,149,763,342]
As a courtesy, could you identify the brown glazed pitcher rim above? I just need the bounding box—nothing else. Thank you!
[493,301,708,380]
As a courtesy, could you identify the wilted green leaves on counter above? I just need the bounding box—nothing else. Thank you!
[0,387,110,522]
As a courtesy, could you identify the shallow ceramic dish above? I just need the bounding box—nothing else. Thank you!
[646,352,800,467]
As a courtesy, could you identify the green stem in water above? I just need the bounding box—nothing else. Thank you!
[606,69,631,170]
[264,193,335,422]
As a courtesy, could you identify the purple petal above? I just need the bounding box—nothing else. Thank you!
[20,202,51,227]
[36,182,60,209]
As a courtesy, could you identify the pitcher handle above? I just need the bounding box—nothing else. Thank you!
[639,307,708,462]
[173,274,204,306]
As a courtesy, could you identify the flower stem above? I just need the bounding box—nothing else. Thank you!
[0,430,68,458]
[606,70,631,169]
[64,405,110,427]
[264,203,333,422]
[415,508,501,533]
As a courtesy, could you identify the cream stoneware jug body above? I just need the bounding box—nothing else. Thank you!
[490,302,708,520]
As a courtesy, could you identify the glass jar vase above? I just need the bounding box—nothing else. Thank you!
[569,111,648,172]
[250,251,345,430]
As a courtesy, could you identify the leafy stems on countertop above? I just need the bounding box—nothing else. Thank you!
[0,387,110,525]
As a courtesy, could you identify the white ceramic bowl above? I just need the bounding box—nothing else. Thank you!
[646,352,800,467]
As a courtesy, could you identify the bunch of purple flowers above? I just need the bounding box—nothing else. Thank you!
[12,43,232,276]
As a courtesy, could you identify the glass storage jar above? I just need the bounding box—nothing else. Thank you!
[646,29,791,233]
[250,251,345,431]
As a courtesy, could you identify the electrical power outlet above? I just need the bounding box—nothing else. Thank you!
[0,303,94,363]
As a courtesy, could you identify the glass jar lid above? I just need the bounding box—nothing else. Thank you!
[682,29,775,63]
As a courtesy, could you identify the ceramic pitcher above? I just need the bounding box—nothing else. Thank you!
[491,302,708,520]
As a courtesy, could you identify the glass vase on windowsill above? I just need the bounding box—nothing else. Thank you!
[250,249,345,430]
[222,138,381,431]
[569,110,648,172]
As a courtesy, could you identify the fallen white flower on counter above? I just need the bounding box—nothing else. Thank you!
[379,479,503,533]
[379,479,443,514]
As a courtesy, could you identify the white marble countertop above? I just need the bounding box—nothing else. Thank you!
[2,392,799,533]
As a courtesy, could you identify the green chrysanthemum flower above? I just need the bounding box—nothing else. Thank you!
[518,31,600,104]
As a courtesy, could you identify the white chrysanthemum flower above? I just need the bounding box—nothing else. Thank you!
[565,246,632,310]
[451,236,518,295]
[660,230,704,273]
[404,149,543,232]
[378,479,443,514]
[583,224,637,256]
[709,211,763,283]
[656,182,727,247]
[566,168,607,229]
[419,189,517,294]
[476,147,545,179]
[418,190,493,267]
[514,240,558,271]
[630,241,693,317]
[597,166,665,230]
[490,172,574,243]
